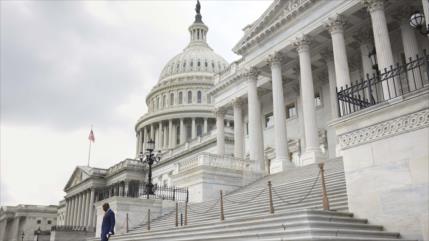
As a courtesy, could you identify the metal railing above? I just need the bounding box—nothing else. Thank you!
[96,182,189,202]
[51,225,95,232]
[337,49,429,117]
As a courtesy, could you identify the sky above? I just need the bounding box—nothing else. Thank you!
[0,0,272,206]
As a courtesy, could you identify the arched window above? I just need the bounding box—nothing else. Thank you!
[170,93,174,106]
[157,97,160,109]
[188,91,192,104]
[163,95,167,107]
[197,91,202,103]
[179,92,183,104]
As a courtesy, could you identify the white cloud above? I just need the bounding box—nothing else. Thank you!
[0,0,272,206]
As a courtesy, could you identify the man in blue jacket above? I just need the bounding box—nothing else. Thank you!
[101,203,115,241]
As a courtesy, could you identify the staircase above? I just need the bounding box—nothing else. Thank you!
[92,159,416,241]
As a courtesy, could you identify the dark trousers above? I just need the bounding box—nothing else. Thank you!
[101,235,109,241]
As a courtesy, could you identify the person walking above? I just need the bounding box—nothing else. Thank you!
[101,203,115,241]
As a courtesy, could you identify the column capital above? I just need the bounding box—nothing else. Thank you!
[214,107,226,117]
[267,52,283,66]
[243,67,260,81]
[232,97,244,108]
[362,0,385,13]
[294,35,311,53]
[325,14,346,34]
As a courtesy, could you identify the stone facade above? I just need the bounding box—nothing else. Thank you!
[0,204,57,241]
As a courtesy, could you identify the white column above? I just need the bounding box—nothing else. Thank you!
[158,122,163,150]
[215,108,225,156]
[423,0,429,40]
[232,98,244,159]
[136,131,141,157]
[0,219,7,241]
[246,69,265,171]
[400,19,422,90]
[294,36,323,164]
[83,191,90,227]
[76,193,83,226]
[268,53,291,170]
[191,118,196,139]
[141,128,145,152]
[169,119,174,148]
[321,50,339,119]
[150,124,155,140]
[203,118,208,134]
[326,15,351,89]
[180,118,186,144]
[64,198,70,225]
[10,217,20,241]
[163,125,168,148]
[71,196,77,226]
[88,189,95,228]
[364,0,395,99]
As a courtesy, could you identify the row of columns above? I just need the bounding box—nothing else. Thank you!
[215,0,422,170]
[65,189,95,227]
[136,118,212,155]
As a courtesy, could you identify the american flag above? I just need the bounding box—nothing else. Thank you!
[88,129,95,142]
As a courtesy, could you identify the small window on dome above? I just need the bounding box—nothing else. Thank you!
[212,62,215,68]
[183,62,186,68]
[179,92,183,104]
[205,61,208,67]
[188,91,192,104]
[177,63,180,70]
[190,61,193,67]
[198,61,200,67]
[197,91,202,103]
[170,93,174,106]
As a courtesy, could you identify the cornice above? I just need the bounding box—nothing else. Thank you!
[233,0,318,55]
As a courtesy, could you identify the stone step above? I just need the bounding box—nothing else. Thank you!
[150,194,349,227]
[108,210,407,241]
[127,210,366,236]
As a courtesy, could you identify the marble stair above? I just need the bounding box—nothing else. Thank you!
[91,159,416,241]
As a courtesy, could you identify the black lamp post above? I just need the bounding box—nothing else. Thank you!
[368,46,379,104]
[21,231,24,241]
[409,11,429,36]
[139,139,160,196]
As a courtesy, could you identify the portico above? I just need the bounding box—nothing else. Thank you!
[209,0,429,173]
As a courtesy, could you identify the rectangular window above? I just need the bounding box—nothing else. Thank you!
[265,113,274,128]
[286,103,297,119]
[315,92,322,107]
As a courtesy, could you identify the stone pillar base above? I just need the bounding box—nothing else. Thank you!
[300,149,326,166]
[272,158,294,173]
[94,197,166,237]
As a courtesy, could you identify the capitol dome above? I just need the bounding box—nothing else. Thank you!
[158,7,228,82]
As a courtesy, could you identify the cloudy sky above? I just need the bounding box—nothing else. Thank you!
[0,0,271,206]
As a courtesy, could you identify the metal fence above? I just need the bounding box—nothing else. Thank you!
[51,225,95,232]
[337,49,429,117]
[96,182,189,203]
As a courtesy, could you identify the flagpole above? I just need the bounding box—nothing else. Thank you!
[87,140,92,167]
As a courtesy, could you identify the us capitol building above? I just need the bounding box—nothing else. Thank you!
[2,0,428,240]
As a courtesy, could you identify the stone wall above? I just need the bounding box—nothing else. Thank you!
[50,230,94,241]
[333,90,429,240]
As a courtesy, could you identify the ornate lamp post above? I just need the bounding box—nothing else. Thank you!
[21,231,24,241]
[409,11,429,36]
[139,139,160,196]
[368,47,378,104]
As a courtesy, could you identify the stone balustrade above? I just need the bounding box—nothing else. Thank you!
[178,152,255,173]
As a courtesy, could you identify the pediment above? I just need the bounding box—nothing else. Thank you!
[64,166,92,191]
[233,0,316,55]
